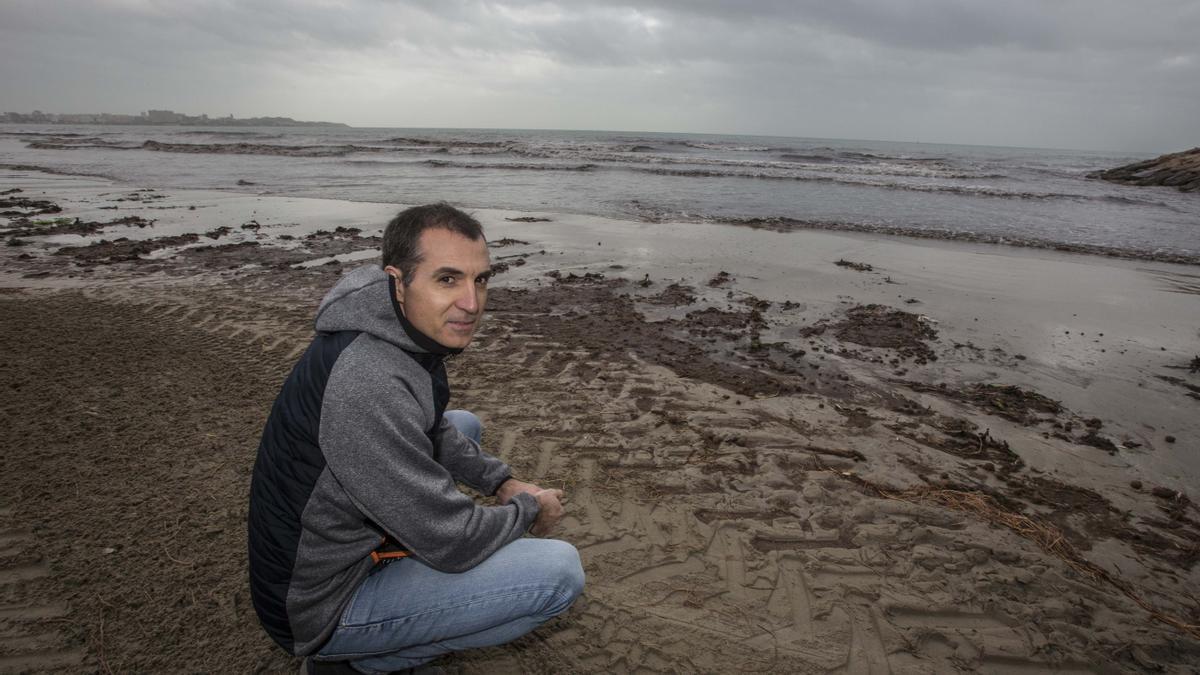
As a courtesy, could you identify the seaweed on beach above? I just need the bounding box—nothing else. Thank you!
[54,234,201,263]
[893,414,1024,471]
[837,304,938,350]
[113,189,167,202]
[707,270,733,287]
[903,381,1062,425]
[0,194,62,217]
[489,257,527,274]
[545,270,608,285]
[1079,430,1121,454]
[1158,374,1200,401]
[834,258,873,272]
[642,282,697,306]
[681,306,756,335]
[802,304,938,362]
[489,237,531,247]
[4,215,154,238]
[305,226,362,240]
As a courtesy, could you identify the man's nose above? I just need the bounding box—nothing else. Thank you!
[456,284,480,314]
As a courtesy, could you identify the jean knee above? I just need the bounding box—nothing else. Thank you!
[539,540,585,616]
[444,410,482,444]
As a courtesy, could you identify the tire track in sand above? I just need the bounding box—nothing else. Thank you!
[444,299,1126,673]
[0,508,87,673]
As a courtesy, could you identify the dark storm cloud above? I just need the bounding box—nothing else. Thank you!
[1,1,1196,151]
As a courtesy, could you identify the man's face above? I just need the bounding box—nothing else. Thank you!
[387,228,491,350]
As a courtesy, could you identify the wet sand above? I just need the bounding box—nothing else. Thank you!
[2,168,1199,672]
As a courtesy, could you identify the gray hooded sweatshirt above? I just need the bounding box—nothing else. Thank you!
[247,265,540,655]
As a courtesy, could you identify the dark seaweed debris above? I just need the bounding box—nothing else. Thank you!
[903,381,1061,425]
[5,215,154,238]
[804,304,939,362]
[835,259,873,272]
[1158,375,1200,401]
[707,271,733,287]
[641,282,698,307]
[54,234,201,263]
[1,195,62,217]
[489,238,531,247]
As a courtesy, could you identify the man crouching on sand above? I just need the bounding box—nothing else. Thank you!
[247,203,583,674]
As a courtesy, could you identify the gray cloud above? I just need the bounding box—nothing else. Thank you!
[1,0,1196,151]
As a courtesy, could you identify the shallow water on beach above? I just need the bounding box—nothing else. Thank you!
[2,125,1197,260]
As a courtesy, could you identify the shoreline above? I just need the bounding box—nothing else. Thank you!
[2,167,1199,671]
[2,159,1200,265]
[4,127,1195,266]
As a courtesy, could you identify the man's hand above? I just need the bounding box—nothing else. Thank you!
[529,489,564,537]
[496,477,542,505]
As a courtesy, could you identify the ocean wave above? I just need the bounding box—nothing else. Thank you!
[138,140,387,157]
[382,136,510,149]
[0,162,117,180]
[339,159,419,167]
[510,146,973,178]
[423,159,597,172]
[625,165,1039,195]
[777,153,839,164]
[27,138,139,150]
[662,139,774,152]
[306,135,975,179]
[1098,194,1176,208]
[172,130,285,139]
[622,165,1176,206]
[778,151,948,165]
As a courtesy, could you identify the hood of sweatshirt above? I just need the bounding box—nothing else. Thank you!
[313,265,458,355]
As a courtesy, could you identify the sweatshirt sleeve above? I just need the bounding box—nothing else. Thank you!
[318,349,539,573]
[434,418,512,495]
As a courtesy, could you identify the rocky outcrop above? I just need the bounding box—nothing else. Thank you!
[1089,147,1200,192]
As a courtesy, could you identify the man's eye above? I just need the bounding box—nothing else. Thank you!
[476,276,489,286]
[439,276,455,284]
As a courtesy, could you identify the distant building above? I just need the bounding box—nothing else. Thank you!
[146,109,184,124]
[1,109,346,127]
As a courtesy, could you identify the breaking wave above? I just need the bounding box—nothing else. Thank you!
[171,130,286,139]
[423,159,597,172]
[138,140,389,157]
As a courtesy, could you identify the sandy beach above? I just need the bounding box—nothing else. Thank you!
[2,167,1199,672]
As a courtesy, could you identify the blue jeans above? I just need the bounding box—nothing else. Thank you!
[315,411,585,673]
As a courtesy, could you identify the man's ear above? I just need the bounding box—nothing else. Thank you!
[383,265,405,304]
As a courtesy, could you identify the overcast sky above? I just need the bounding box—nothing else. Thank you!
[2,0,1197,152]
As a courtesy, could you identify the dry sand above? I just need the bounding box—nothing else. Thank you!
[2,168,1199,673]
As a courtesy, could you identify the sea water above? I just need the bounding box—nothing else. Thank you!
[2,126,1196,261]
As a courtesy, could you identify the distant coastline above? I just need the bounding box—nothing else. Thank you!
[0,109,348,127]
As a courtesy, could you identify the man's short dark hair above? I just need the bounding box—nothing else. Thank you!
[381,203,485,285]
